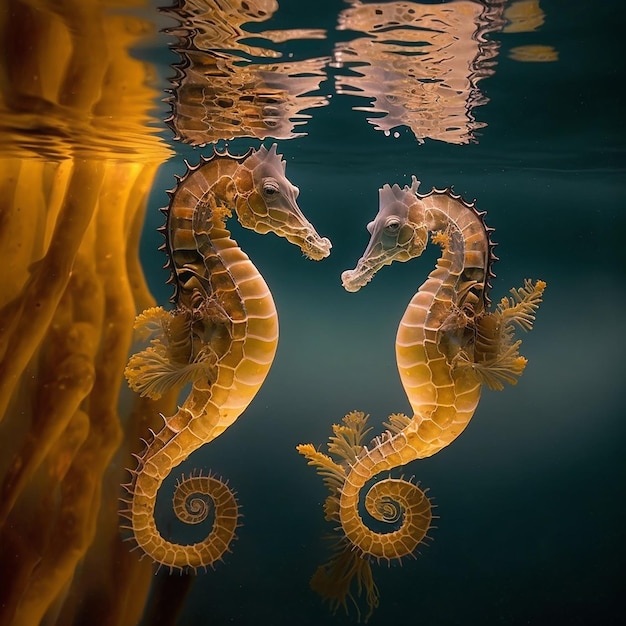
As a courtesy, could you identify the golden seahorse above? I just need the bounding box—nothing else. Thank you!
[122,144,331,571]
[298,176,545,620]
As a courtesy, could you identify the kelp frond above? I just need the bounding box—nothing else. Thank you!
[327,411,372,465]
[497,279,546,331]
[383,412,411,435]
[124,342,216,399]
[132,306,172,341]
[296,444,346,495]
[310,543,380,623]
[457,279,545,390]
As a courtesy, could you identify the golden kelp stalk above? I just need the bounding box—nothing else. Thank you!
[0,1,172,625]
[163,0,329,145]
[333,0,507,144]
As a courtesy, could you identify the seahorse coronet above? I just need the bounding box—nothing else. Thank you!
[300,179,545,619]
[123,144,330,571]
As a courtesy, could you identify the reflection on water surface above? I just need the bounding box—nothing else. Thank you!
[332,0,505,144]
[164,0,330,144]
[165,0,556,147]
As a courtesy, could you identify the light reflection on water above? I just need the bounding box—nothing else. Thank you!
[331,0,505,144]
[164,0,557,147]
[163,0,330,144]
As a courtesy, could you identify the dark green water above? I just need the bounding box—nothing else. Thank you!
[139,1,625,624]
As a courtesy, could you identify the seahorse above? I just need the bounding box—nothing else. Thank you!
[121,144,331,571]
[298,176,545,621]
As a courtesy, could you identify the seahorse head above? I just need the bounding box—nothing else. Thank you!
[342,176,428,292]
[233,144,331,260]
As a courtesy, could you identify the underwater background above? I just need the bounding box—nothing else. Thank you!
[1,1,624,625]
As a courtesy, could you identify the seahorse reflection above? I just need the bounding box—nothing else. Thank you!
[333,0,506,144]
[163,0,329,145]
[503,0,557,61]
[298,178,545,620]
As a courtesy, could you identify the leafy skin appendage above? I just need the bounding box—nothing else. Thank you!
[299,177,545,619]
[121,144,331,571]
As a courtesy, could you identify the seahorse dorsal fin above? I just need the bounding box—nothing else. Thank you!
[245,142,285,174]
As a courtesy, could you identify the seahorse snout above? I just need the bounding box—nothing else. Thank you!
[309,235,332,260]
[341,265,373,292]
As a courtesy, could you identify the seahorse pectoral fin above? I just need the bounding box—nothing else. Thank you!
[194,191,232,231]
[198,295,230,326]
[455,279,483,309]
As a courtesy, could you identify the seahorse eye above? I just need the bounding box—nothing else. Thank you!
[262,178,280,198]
[384,218,401,234]
[263,105,280,117]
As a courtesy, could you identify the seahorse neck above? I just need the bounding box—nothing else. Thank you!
[424,200,489,281]
[166,158,245,304]
[210,162,242,223]
[196,159,243,235]
[416,192,491,314]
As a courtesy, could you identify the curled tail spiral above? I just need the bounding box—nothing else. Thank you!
[297,411,434,622]
[121,306,240,571]
[121,460,239,572]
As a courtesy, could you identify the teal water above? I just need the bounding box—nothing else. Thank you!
[139,1,624,624]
